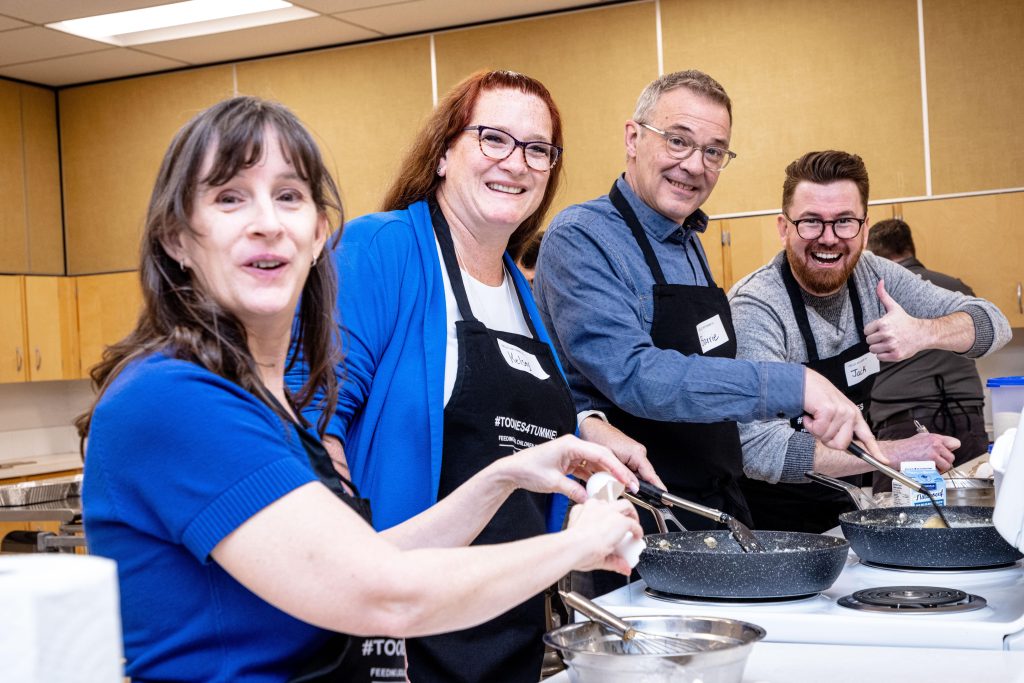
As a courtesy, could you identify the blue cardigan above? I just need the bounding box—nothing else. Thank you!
[299,200,570,533]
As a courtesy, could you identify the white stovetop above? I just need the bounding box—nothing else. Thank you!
[545,642,1024,683]
[595,553,1024,651]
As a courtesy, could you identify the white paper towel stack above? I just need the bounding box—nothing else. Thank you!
[586,472,646,568]
[0,554,123,683]
[994,408,1024,553]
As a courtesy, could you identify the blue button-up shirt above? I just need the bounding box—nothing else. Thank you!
[533,175,804,424]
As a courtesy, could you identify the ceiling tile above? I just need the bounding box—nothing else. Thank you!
[0,26,110,65]
[292,0,403,13]
[0,48,187,86]
[0,0,179,25]
[0,17,30,30]
[137,16,379,64]
[335,0,604,35]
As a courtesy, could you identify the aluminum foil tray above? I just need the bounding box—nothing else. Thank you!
[0,480,73,507]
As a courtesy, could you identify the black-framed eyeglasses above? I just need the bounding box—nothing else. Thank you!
[462,125,562,171]
[784,213,867,240]
[636,122,736,171]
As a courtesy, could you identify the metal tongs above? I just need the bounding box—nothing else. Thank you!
[805,471,878,510]
[634,481,766,552]
[845,441,951,528]
[622,491,687,534]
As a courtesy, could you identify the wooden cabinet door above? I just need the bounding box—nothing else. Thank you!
[900,193,1024,328]
[77,272,142,379]
[23,276,79,381]
[0,276,28,383]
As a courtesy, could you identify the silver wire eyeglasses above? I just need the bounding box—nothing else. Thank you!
[463,125,562,171]
[636,122,736,171]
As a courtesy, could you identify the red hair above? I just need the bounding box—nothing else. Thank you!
[381,70,564,259]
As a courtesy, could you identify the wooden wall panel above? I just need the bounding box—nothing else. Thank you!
[435,3,658,220]
[662,0,925,215]
[21,85,63,274]
[0,80,27,274]
[236,37,432,222]
[924,0,1024,193]
[60,67,235,275]
[898,193,1024,327]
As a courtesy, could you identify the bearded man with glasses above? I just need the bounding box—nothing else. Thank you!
[534,72,885,600]
[728,150,1010,533]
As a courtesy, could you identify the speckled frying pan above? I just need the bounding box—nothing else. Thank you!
[636,530,849,599]
[838,506,1024,568]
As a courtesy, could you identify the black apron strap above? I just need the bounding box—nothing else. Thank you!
[429,199,540,339]
[781,254,820,361]
[781,255,868,361]
[609,181,668,285]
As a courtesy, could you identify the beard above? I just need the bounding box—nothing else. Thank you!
[785,241,862,296]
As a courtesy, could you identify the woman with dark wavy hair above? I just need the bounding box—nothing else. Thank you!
[289,70,658,682]
[79,96,641,682]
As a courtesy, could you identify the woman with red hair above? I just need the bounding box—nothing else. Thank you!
[291,70,654,682]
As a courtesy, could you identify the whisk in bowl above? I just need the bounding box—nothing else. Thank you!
[559,591,702,655]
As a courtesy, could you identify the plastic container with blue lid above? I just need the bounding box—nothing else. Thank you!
[987,376,1024,437]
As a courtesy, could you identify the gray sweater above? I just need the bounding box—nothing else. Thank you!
[727,251,1012,484]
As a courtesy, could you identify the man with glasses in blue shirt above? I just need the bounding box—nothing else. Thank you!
[534,73,881,555]
[728,150,1010,532]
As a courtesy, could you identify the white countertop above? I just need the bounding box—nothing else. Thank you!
[544,641,1024,682]
[0,452,82,480]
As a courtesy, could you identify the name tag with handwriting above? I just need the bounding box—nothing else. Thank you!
[697,314,729,354]
[497,339,550,380]
[844,351,880,387]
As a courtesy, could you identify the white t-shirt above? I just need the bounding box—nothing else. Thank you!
[435,238,531,405]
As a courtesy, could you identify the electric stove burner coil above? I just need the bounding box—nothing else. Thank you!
[837,585,987,614]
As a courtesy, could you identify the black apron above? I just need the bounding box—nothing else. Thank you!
[739,256,878,533]
[287,420,407,683]
[405,203,577,683]
[605,181,749,533]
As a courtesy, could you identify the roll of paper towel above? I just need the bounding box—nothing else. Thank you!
[586,472,646,568]
[0,554,123,683]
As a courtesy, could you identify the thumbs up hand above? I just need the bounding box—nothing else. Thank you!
[864,279,922,361]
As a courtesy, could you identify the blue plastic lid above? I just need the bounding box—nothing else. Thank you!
[987,376,1024,387]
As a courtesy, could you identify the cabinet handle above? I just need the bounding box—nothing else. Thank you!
[16,348,22,372]
[35,348,41,371]
[1018,282,1022,314]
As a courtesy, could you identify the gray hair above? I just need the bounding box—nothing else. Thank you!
[632,70,732,123]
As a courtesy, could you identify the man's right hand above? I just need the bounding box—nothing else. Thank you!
[800,368,885,461]
[879,433,958,473]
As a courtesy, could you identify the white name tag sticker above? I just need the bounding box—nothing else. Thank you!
[497,339,550,380]
[844,351,880,387]
[696,314,729,354]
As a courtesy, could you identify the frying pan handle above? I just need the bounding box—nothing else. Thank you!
[847,442,924,493]
[637,480,727,523]
[805,471,878,510]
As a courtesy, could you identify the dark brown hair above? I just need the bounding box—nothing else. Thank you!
[781,150,870,212]
[868,218,916,259]
[381,69,564,260]
[76,96,343,443]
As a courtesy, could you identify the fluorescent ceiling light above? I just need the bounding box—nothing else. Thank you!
[47,0,317,46]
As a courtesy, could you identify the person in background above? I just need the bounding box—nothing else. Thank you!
[867,218,992,492]
[534,71,881,543]
[289,70,657,683]
[517,232,541,285]
[79,96,642,683]
[729,151,1011,532]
